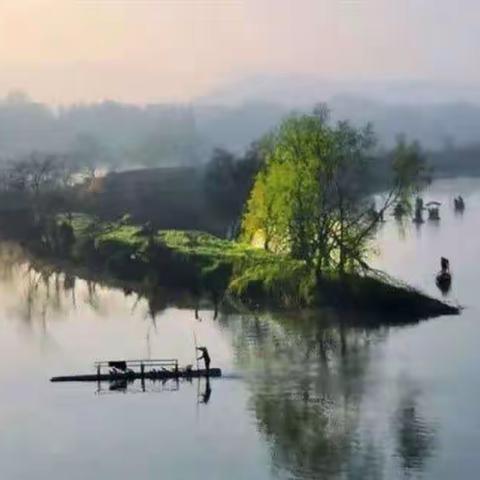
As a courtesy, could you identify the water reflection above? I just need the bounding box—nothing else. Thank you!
[95,376,213,401]
[0,239,442,479]
[240,312,378,479]
[393,386,437,474]
[218,310,438,479]
[0,236,459,480]
[0,242,201,328]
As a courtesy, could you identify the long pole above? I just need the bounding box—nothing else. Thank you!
[193,331,200,371]
[193,330,201,419]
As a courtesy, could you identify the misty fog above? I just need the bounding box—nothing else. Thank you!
[1,79,480,173]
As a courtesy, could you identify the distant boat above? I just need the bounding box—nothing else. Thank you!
[425,201,441,221]
[436,271,452,293]
[428,207,440,220]
[454,196,465,212]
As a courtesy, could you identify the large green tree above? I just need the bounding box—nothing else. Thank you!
[242,106,428,276]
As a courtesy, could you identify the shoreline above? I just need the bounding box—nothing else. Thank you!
[0,213,460,321]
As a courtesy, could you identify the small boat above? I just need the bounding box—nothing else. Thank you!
[50,359,221,383]
[426,201,441,221]
[435,271,452,293]
[454,196,465,212]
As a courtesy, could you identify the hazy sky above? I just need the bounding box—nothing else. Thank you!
[0,0,478,104]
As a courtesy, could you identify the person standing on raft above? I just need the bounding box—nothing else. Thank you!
[197,347,211,375]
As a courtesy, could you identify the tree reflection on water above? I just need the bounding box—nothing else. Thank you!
[394,385,437,474]
[220,310,438,479]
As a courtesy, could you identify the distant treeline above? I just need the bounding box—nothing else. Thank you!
[2,90,480,172]
[0,91,203,167]
[427,144,480,177]
[365,143,480,184]
[0,130,476,240]
[0,90,286,167]
[1,94,480,240]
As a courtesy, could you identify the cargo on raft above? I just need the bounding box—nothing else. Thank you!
[50,359,221,383]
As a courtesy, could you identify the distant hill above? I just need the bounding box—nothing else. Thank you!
[196,74,480,107]
[1,78,480,169]
[196,74,480,148]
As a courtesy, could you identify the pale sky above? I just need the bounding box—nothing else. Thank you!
[0,0,478,104]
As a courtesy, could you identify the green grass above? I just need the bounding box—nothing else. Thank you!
[97,225,144,248]
[158,230,271,259]
[55,214,307,304]
[51,213,459,316]
[155,230,308,303]
[57,213,96,237]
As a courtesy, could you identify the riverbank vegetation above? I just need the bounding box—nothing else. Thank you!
[8,211,454,318]
[0,105,459,319]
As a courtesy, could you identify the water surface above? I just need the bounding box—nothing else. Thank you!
[0,178,479,480]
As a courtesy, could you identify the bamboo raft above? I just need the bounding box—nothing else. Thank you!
[50,359,221,383]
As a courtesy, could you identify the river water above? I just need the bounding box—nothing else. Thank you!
[0,178,479,480]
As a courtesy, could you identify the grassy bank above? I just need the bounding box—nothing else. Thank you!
[17,213,459,319]
[50,213,311,307]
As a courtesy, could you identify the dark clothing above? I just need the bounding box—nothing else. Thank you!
[108,361,127,371]
[441,257,450,273]
[197,347,211,373]
[204,356,211,371]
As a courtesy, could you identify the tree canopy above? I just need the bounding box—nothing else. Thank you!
[242,106,428,276]
[204,142,264,234]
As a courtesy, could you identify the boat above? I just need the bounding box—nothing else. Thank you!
[454,196,465,212]
[427,207,440,220]
[425,201,441,221]
[436,271,451,283]
[50,359,221,383]
[436,271,452,293]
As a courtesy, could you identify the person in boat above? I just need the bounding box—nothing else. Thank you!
[454,196,465,210]
[108,361,127,374]
[197,347,211,374]
[437,257,452,294]
[440,257,450,274]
